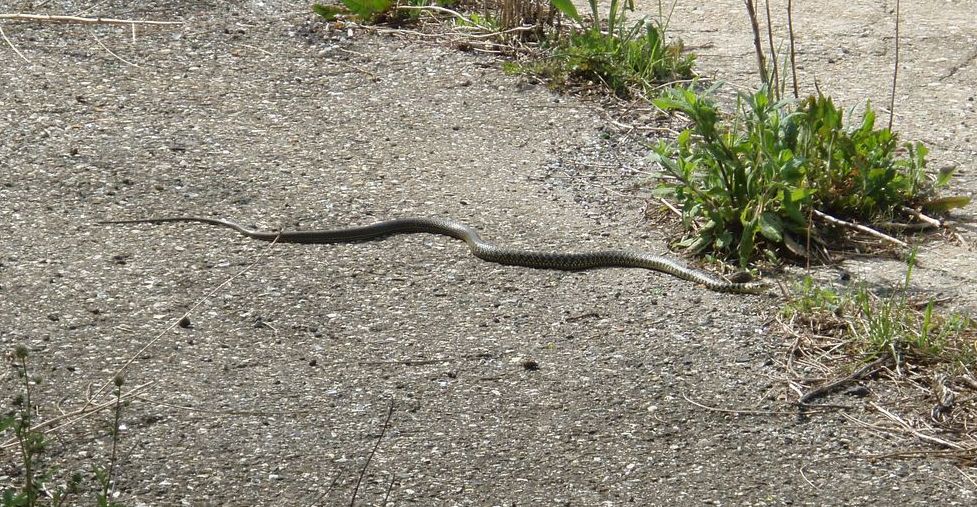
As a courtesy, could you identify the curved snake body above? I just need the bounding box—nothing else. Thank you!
[98,216,767,294]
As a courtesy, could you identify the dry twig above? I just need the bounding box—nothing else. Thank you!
[811,209,908,248]
[870,402,964,450]
[85,229,281,406]
[91,30,139,67]
[350,401,395,506]
[0,13,183,26]
[0,24,29,62]
[683,393,825,416]
[1,381,155,449]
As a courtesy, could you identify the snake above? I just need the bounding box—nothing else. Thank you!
[97,216,767,294]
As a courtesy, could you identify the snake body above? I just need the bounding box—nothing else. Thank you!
[98,216,767,294]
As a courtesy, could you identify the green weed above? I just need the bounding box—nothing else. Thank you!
[2,347,126,506]
[312,0,463,23]
[783,255,976,369]
[508,0,694,98]
[3,345,48,507]
[650,84,969,266]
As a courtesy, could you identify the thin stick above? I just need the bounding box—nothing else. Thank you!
[876,221,938,232]
[0,13,183,26]
[395,5,482,28]
[350,401,395,507]
[657,197,683,219]
[682,393,823,416]
[0,381,155,449]
[85,230,281,406]
[786,0,799,98]
[887,0,900,130]
[309,471,344,507]
[91,31,139,67]
[0,24,29,63]
[870,402,963,450]
[239,43,273,57]
[130,395,320,417]
[381,474,396,506]
[743,1,768,86]
[900,206,941,227]
[811,209,908,248]
[762,0,779,98]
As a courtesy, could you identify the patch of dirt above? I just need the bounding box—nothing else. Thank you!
[1,0,975,505]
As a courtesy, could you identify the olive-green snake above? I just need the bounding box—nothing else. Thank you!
[98,216,767,294]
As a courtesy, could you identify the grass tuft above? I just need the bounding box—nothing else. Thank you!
[784,252,975,370]
[507,0,694,98]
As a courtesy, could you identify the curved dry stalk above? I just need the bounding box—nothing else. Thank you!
[396,5,485,29]
[0,381,155,450]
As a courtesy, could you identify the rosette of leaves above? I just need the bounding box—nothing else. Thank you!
[651,84,969,266]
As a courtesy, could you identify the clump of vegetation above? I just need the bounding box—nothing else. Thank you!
[781,250,977,453]
[783,253,975,369]
[508,0,695,98]
[650,84,968,266]
[2,346,127,507]
[313,0,463,24]
[312,0,696,98]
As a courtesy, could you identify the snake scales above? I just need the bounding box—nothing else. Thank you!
[98,216,767,294]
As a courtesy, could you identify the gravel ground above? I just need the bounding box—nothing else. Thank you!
[1,1,975,505]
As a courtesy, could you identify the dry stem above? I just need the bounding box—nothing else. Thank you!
[0,13,182,26]
[811,209,908,248]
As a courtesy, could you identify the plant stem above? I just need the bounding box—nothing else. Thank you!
[17,354,38,506]
[888,0,900,129]
[786,0,799,98]
[104,383,125,501]
[762,0,779,99]
[744,0,768,87]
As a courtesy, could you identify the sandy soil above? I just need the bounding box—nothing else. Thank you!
[1,0,975,505]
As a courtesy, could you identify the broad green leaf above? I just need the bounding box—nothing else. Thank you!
[758,212,784,242]
[780,191,806,226]
[677,128,692,147]
[935,166,954,188]
[859,102,876,133]
[789,186,814,203]
[341,0,393,20]
[549,0,582,23]
[312,3,347,20]
[737,223,757,267]
[921,195,971,213]
[715,230,732,249]
[650,185,675,197]
[653,95,687,112]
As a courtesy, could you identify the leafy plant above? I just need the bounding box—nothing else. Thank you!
[312,0,464,23]
[651,84,969,266]
[312,0,395,22]
[511,0,693,98]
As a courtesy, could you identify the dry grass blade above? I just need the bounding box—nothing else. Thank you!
[349,401,395,506]
[84,232,281,406]
[0,381,155,450]
[0,13,183,25]
[743,0,767,86]
[870,402,965,450]
[811,209,908,248]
